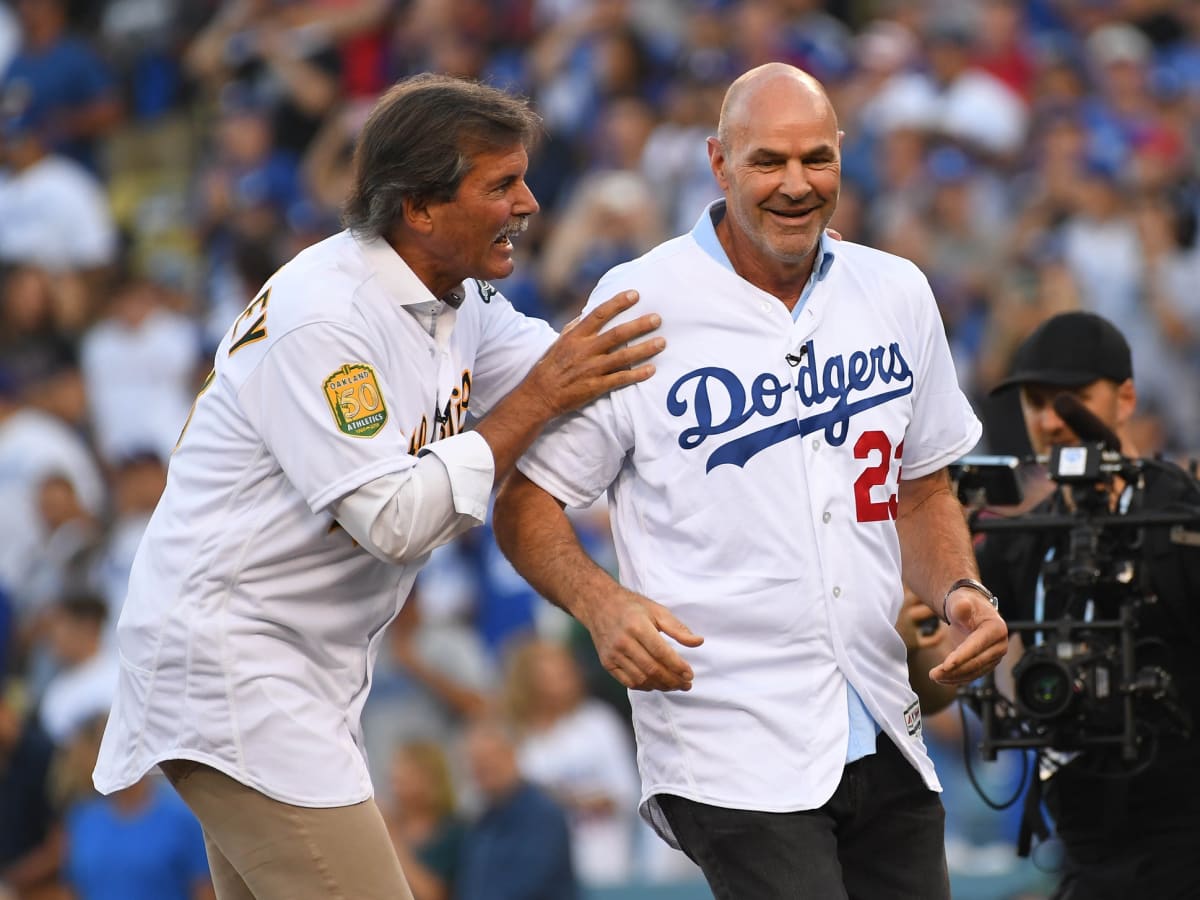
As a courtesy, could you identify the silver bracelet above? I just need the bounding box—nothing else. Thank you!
[941,578,998,624]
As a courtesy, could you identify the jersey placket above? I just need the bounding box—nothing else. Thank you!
[430,302,461,441]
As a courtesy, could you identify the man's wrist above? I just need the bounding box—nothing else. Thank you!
[941,578,999,624]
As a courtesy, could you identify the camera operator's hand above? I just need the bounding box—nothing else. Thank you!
[929,590,1008,685]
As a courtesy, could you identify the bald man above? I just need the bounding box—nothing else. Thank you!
[494,64,1006,898]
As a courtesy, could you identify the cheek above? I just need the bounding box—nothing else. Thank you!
[813,170,840,197]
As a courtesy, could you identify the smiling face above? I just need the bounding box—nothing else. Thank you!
[708,67,841,290]
[416,142,538,296]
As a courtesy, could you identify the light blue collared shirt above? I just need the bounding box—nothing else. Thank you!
[690,201,881,763]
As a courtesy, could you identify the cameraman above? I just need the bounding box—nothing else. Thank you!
[979,311,1200,899]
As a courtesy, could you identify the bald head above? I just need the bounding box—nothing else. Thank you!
[717,64,837,151]
[705,63,842,296]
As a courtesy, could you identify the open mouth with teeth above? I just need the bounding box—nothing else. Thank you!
[494,217,529,246]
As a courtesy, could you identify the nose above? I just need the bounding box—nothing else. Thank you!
[1038,403,1067,437]
[779,160,811,199]
[514,179,539,216]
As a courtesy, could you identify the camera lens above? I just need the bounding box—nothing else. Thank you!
[1015,659,1075,719]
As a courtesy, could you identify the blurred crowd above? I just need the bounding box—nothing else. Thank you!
[0,0,1196,897]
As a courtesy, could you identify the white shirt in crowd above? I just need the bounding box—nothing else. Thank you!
[80,306,201,465]
[517,699,642,886]
[0,154,117,271]
[0,407,106,597]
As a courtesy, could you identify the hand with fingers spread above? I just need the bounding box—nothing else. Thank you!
[472,289,665,486]
[929,590,1009,685]
[577,587,704,693]
[521,290,665,418]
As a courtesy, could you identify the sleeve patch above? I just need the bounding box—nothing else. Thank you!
[324,363,388,437]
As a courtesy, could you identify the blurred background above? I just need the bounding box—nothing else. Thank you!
[0,0,1196,897]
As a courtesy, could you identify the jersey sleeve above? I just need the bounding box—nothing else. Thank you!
[237,321,422,513]
[515,283,635,508]
[900,272,982,479]
[460,281,557,417]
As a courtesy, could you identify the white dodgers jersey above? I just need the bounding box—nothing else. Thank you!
[518,233,981,837]
[94,231,553,806]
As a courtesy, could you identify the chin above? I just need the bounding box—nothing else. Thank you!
[484,255,516,281]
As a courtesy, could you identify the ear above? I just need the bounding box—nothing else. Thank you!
[402,194,435,235]
[707,136,730,193]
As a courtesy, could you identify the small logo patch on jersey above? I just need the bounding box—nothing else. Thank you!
[904,699,922,737]
[324,363,388,437]
[474,278,498,303]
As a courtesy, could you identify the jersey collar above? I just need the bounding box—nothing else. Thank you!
[355,231,464,307]
[690,199,836,317]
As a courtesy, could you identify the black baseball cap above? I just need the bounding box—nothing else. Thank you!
[989,311,1132,396]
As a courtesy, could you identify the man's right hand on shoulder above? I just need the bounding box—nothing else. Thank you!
[578,587,704,693]
[522,290,665,418]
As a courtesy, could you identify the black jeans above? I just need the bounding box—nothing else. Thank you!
[656,735,949,900]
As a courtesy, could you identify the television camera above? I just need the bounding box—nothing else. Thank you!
[950,436,1199,770]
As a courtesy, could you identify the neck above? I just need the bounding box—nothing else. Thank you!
[715,217,814,310]
[385,233,459,301]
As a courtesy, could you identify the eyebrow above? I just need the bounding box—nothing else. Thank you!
[745,143,838,161]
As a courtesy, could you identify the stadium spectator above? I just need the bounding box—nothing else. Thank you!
[385,740,465,900]
[0,0,122,171]
[79,278,201,465]
[502,637,641,886]
[36,595,116,747]
[0,369,104,600]
[455,718,578,900]
[61,715,214,900]
[0,103,118,275]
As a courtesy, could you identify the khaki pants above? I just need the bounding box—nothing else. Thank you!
[160,760,415,900]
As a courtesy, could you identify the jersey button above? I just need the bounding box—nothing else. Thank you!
[833,586,842,598]
[822,512,831,524]
[811,439,821,451]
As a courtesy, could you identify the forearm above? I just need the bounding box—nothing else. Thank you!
[472,381,562,493]
[267,54,339,116]
[334,442,487,564]
[895,469,979,621]
[898,469,1009,683]
[397,653,488,718]
[492,471,615,619]
[496,472,703,692]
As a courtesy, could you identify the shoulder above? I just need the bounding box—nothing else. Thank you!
[1144,461,1200,505]
[583,233,705,315]
[254,231,377,335]
[831,240,928,286]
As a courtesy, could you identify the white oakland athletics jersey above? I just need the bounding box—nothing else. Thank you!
[94,231,554,806]
[518,233,981,835]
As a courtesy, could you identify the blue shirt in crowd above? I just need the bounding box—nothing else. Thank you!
[65,780,210,900]
[455,781,577,900]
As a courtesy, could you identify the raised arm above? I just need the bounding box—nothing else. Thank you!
[493,471,702,692]
[895,467,1008,685]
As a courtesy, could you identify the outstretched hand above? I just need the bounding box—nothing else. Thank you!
[525,290,664,417]
[579,587,704,692]
[929,592,1009,685]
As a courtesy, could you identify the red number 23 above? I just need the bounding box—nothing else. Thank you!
[853,430,903,522]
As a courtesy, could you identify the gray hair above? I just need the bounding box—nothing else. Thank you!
[343,74,542,239]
